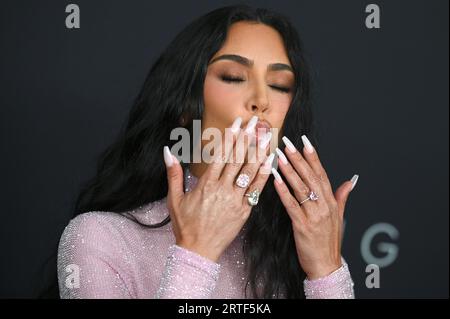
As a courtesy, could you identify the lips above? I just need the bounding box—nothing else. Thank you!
[241,118,273,150]
[254,120,271,138]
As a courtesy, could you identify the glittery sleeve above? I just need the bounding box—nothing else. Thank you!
[156,245,221,298]
[57,213,134,299]
[303,258,355,299]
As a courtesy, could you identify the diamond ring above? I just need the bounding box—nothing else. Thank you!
[236,173,250,188]
[299,191,319,205]
[244,188,260,206]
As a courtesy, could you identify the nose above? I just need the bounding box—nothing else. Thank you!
[248,82,269,114]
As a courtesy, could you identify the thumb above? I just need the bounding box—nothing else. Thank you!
[163,146,184,208]
[334,174,359,217]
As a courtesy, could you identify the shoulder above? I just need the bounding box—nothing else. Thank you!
[57,202,174,298]
[58,199,172,256]
[58,211,129,256]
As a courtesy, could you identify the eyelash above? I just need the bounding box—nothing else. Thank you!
[220,75,291,93]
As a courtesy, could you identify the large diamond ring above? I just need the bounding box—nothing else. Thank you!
[299,191,319,205]
[236,173,250,188]
[244,188,260,206]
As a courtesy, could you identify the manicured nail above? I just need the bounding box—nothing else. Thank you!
[259,132,272,149]
[263,152,275,168]
[282,136,297,153]
[350,174,359,191]
[172,154,180,165]
[271,168,283,184]
[275,147,288,165]
[245,115,258,134]
[301,135,314,154]
[231,116,242,133]
[163,146,173,167]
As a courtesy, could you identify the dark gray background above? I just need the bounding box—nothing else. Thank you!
[0,0,448,298]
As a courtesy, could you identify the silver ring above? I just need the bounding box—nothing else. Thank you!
[236,173,250,188]
[299,191,319,205]
[244,188,260,206]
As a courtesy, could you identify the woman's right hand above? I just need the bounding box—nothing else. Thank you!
[163,116,274,262]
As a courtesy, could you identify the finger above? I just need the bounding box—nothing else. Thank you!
[275,146,324,202]
[298,135,334,201]
[335,175,359,218]
[281,135,335,205]
[231,131,272,195]
[241,152,275,207]
[274,147,311,204]
[163,146,184,208]
[221,115,258,184]
[275,147,322,217]
[203,116,242,180]
[271,168,307,226]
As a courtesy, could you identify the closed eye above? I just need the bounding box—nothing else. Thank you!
[269,85,291,93]
[220,76,291,93]
[220,75,244,83]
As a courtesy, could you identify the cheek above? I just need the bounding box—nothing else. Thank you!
[269,93,292,124]
[203,77,242,121]
[271,91,292,110]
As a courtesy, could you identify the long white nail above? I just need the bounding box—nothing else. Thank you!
[350,174,359,191]
[163,146,174,167]
[263,152,275,168]
[301,135,314,154]
[172,154,180,165]
[259,132,272,149]
[245,115,258,134]
[275,147,288,165]
[231,117,242,133]
[271,168,283,183]
[282,136,297,153]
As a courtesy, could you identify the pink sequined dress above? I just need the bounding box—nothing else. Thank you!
[57,168,355,299]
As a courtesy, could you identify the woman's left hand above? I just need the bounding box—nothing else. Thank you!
[272,135,358,280]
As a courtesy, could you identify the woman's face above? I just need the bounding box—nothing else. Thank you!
[202,21,294,153]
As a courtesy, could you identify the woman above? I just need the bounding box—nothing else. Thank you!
[57,5,358,299]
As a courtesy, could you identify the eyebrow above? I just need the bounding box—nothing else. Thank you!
[208,54,293,73]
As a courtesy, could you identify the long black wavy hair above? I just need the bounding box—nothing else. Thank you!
[63,5,315,299]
